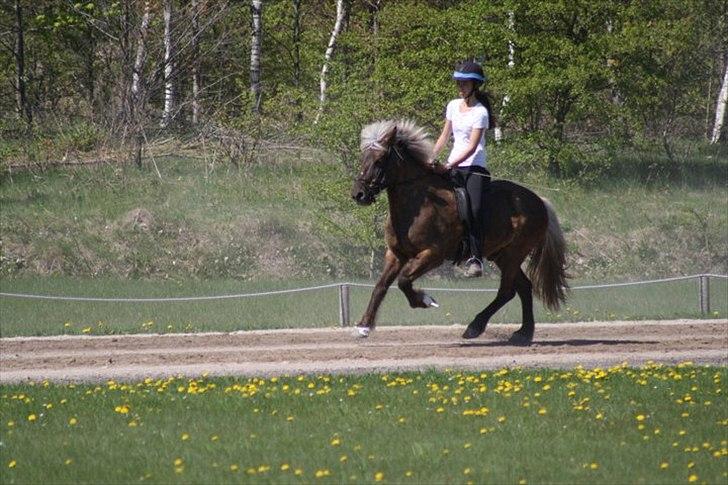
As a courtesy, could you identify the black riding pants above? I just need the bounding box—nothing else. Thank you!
[452,166,490,260]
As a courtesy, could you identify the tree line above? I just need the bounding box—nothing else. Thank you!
[2,0,726,173]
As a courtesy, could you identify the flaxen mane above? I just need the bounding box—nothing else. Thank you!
[360,120,433,166]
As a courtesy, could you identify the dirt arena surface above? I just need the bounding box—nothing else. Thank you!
[1,319,726,383]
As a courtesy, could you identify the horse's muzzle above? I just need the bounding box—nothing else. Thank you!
[351,181,376,205]
[352,190,375,206]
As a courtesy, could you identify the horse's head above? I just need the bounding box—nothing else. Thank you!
[351,125,398,206]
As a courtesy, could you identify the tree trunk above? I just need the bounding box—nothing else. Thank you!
[250,0,262,114]
[292,0,302,120]
[367,0,380,34]
[191,0,201,124]
[84,26,96,112]
[14,0,31,127]
[160,0,176,128]
[494,11,514,142]
[131,1,150,104]
[710,55,728,144]
[315,0,346,123]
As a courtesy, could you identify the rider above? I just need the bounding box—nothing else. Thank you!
[429,60,495,277]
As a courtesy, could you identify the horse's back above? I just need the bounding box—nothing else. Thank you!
[484,180,549,253]
[487,180,547,218]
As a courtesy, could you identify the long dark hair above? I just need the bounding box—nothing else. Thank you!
[474,89,497,130]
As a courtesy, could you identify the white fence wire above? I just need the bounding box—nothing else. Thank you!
[1,274,725,326]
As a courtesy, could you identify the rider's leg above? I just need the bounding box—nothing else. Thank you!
[464,169,488,276]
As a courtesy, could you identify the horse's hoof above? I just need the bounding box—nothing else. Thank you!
[422,294,439,308]
[508,332,533,346]
[354,326,371,338]
[462,323,485,339]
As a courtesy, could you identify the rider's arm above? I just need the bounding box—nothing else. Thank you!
[430,119,452,163]
[446,127,483,168]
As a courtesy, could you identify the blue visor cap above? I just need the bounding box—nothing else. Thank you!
[453,71,485,83]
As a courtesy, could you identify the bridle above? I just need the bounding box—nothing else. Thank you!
[355,142,406,196]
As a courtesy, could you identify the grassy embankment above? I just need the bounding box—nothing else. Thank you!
[1,364,725,484]
[1,148,726,336]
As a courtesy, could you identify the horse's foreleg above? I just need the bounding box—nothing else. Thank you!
[356,249,403,337]
[397,249,443,309]
[509,269,535,346]
[462,263,518,339]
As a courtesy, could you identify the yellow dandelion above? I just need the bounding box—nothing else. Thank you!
[68,417,78,426]
[27,414,37,422]
[498,416,506,423]
[281,464,290,471]
[330,437,341,446]
[687,461,695,468]
[340,455,348,463]
[64,459,72,465]
[374,471,384,481]
[294,468,303,476]
[210,435,219,441]
[464,468,472,475]
[590,463,599,470]
[688,474,698,482]
[7,421,14,427]
[538,408,547,415]
[436,407,445,413]
[636,414,645,421]
[405,470,413,477]
[181,433,190,441]
[174,458,183,466]
[8,460,17,469]
[660,462,669,469]
[230,464,239,472]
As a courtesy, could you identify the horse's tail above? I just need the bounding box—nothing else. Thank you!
[527,198,569,311]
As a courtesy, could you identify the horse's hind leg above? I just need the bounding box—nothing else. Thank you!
[356,249,403,337]
[508,269,535,346]
[397,249,443,309]
[462,260,518,339]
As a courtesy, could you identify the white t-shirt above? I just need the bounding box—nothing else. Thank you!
[445,98,489,168]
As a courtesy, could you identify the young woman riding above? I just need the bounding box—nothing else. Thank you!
[429,60,495,278]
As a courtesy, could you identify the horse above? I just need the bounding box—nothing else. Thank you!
[350,120,568,345]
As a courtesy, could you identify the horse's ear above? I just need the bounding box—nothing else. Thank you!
[378,125,397,148]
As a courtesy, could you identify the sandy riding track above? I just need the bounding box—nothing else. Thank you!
[1,320,726,383]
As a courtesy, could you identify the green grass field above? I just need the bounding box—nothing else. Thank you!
[1,153,726,282]
[1,365,725,484]
[0,276,725,337]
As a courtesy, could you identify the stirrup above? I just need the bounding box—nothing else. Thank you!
[464,257,483,278]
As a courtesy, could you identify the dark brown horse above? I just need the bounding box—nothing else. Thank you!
[350,120,568,345]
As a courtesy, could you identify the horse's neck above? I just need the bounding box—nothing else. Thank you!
[386,167,448,226]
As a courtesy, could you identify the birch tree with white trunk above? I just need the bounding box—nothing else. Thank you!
[710,56,728,143]
[250,0,262,114]
[131,1,151,103]
[160,0,176,128]
[315,0,346,123]
[494,11,514,142]
[191,0,201,124]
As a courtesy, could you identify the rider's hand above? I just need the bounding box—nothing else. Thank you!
[429,160,449,175]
